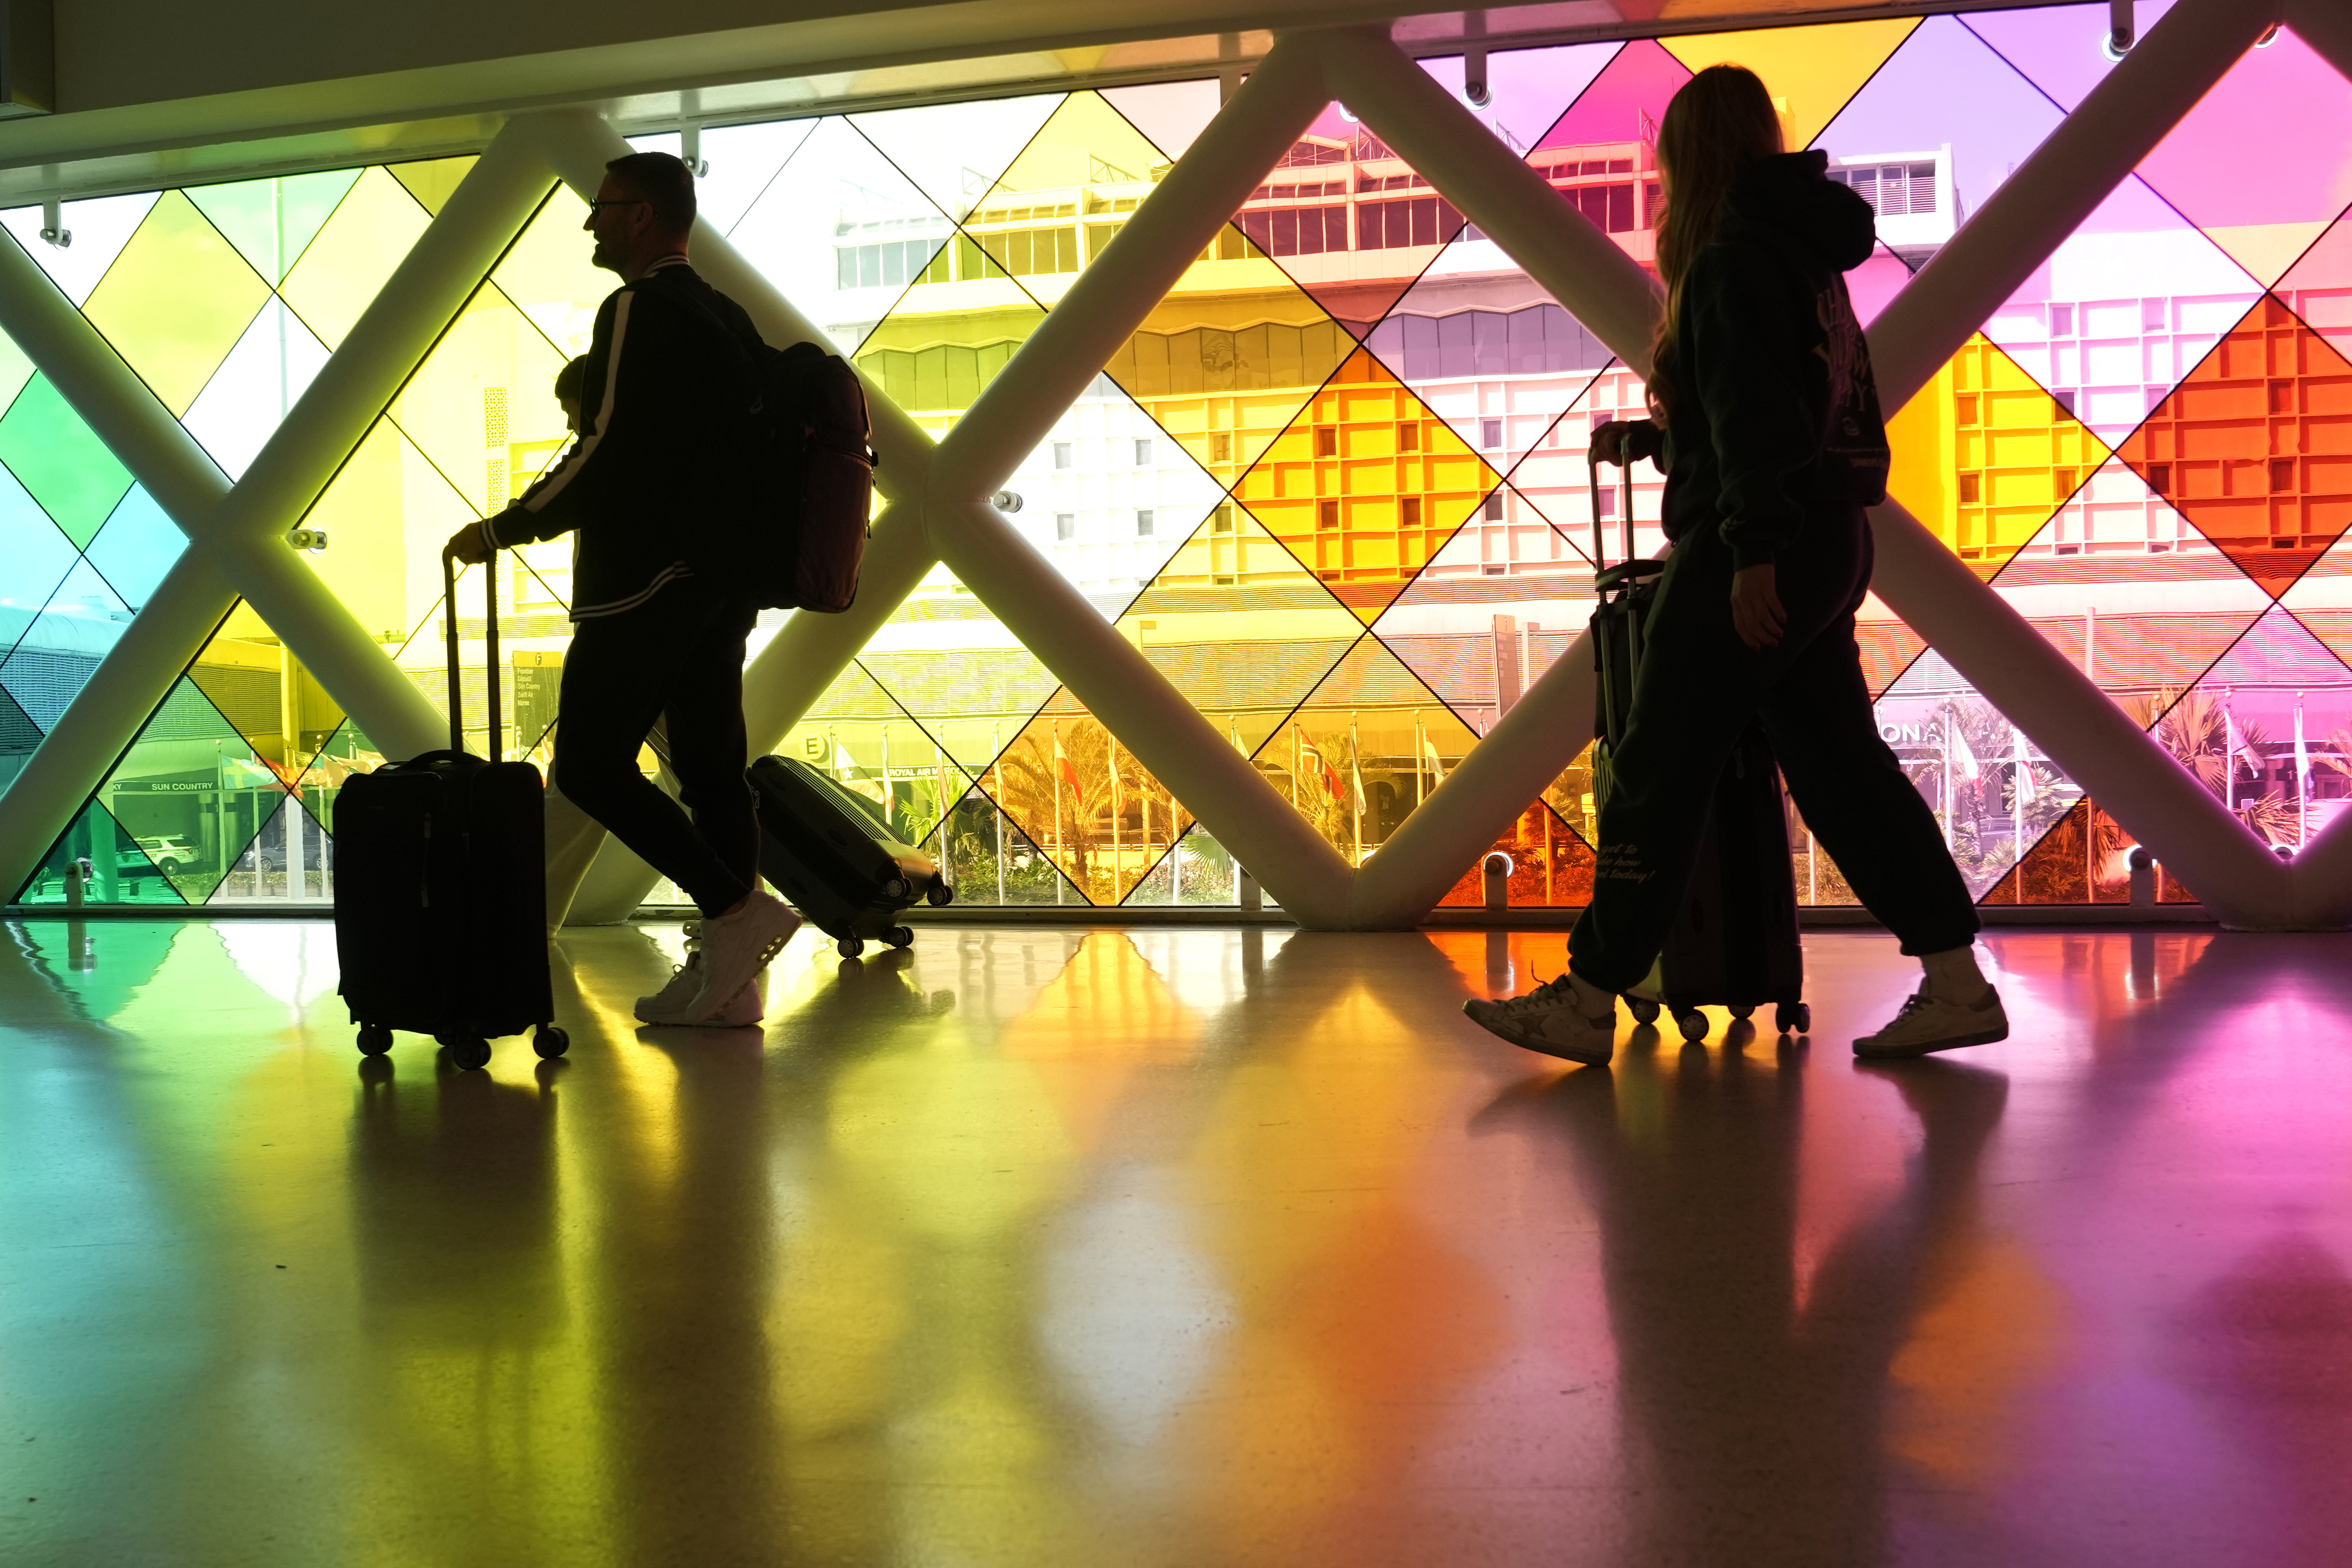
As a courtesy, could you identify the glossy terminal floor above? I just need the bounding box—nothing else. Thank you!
[6,920,2352,1567]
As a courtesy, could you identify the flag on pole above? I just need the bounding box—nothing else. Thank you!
[2010,725,2035,805]
[2296,691,2311,841]
[1053,726,1082,802]
[2225,701,2257,773]
[1423,734,1446,784]
[1347,734,1367,816]
[1948,712,1980,782]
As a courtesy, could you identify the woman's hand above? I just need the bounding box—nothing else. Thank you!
[1588,419,1662,467]
[1731,564,1786,650]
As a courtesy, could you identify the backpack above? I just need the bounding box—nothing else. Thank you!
[745,341,876,613]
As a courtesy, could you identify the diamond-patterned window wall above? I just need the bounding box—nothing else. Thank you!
[18,10,2352,910]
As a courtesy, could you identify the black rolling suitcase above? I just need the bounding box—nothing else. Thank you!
[749,754,951,959]
[336,552,567,1070]
[1588,453,1809,1040]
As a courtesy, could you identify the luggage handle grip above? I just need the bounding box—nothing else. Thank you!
[1587,444,1638,571]
[440,546,501,761]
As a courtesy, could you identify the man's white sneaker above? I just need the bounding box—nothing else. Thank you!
[1853,987,2009,1059]
[688,892,802,1021]
[1463,973,1618,1066]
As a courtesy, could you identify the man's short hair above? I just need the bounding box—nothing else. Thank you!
[553,355,589,403]
[604,151,696,234]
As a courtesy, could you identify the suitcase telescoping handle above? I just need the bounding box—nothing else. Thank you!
[1586,442,1637,571]
[440,546,501,760]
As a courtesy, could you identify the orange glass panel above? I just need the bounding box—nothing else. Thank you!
[1663,18,1920,150]
[1435,801,1595,908]
[989,693,1189,905]
[2116,294,2352,600]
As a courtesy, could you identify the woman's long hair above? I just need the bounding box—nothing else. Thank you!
[1647,65,1784,423]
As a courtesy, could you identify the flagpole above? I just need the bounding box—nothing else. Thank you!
[1350,712,1362,866]
[2011,723,2025,865]
[2225,687,2236,815]
[1111,729,1123,897]
[1052,717,1064,905]
[2297,690,2310,847]
[1940,702,1953,850]
[880,724,892,837]
[1414,712,1425,808]
[992,721,1005,905]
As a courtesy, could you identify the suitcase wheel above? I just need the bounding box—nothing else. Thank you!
[1625,996,1661,1026]
[839,936,864,959]
[925,877,953,907]
[356,1023,393,1057]
[885,926,915,950]
[533,1025,570,1060]
[1775,1002,1812,1037]
[1676,1010,1709,1043]
[1729,1004,1754,1021]
[440,1036,492,1071]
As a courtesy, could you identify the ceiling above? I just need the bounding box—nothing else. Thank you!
[0,0,2091,204]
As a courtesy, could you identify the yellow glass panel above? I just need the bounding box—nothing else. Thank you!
[1886,332,2112,575]
[388,155,478,217]
[279,167,432,349]
[775,660,974,852]
[852,298,1046,435]
[489,186,612,360]
[80,190,270,416]
[1105,229,1355,482]
[1232,347,1502,623]
[186,617,351,863]
[990,692,1188,904]
[387,280,571,516]
[1663,18,1922,149]
[1250,634,1482,867]
[962,91,1171,308]
[1116,503,1364,758]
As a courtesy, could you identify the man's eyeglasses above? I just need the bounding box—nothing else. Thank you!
[585,198,650,215]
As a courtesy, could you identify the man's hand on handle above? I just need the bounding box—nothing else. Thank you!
[446,522,494,566]
[1730,564,1786,651]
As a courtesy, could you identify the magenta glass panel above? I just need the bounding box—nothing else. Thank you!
[1961,3,2181,114]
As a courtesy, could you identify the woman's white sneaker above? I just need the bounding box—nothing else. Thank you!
[1852,988,2009,1059]
[688,892,802,1021]
[1463,973,1618,1066]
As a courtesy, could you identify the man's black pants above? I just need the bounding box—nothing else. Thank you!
[553,580,759,919]
[1568,507,1979,993]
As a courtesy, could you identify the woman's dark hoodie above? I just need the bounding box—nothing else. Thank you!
[1656,150,1891,570]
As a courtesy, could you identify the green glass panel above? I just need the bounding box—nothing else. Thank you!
[0,460,86,654]
[0,559,132,730]
[185,168,363,284]
[0,376,134,547]
[81,190,272,416]
[93,670,284,904]
[81,485,185,612]
[16,797,186,906]
[278,167,431,349]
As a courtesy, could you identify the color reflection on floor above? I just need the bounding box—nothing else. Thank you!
[5,919,2352,1566]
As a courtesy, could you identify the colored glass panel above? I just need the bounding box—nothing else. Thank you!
[489,187,614,360]
[990,690,1187,904]
[385,156,476,218]
[2136,28,2352,289]
[2115,294,2352,599]
[1,191,160,306]
[1528,38,1691,280]
[0,559,132,732]
[388,280,571,516]
[1984,456,2269,700]
[278,167,432,349]
[961,93,1175,311]
[1231,347,1501,623]
[1435,801,1594,907]
[2277,208,2352,367]
[186,168,363,284]
[1414,44,1619,152]
[852,95,1065,227]
[1251,633,1482,866]
[0,459,86,641]
[191,612,349,794]
[92,665,286,904]
[853,587,1060,779]
[1100,80,1222,163]
[1885,333,2111,573]
[0,374,135,548]
[15,798,180,905]
[1876,649,2086,897]
[179,299,334,479]
[926,780,1084,905]
[1814,16,2063,272]
[81,190,271,416]
[2160,603,2352,848]
[82,486,186,611]
[1664,18,1920,150]
[1977,796,2197,905]
[302,420,482,651]
[1473,363,1652,570]
[731,116,967,358]
[0,322,34,414]
[1115,506,1364,758]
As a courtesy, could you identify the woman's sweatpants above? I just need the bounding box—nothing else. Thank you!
[1567,506,1978,993]
[551,580,760,920]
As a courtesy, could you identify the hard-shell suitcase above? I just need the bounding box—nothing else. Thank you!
[1588,452,1810,1040]
[749,753,951,959]
[336,552,567,1070]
